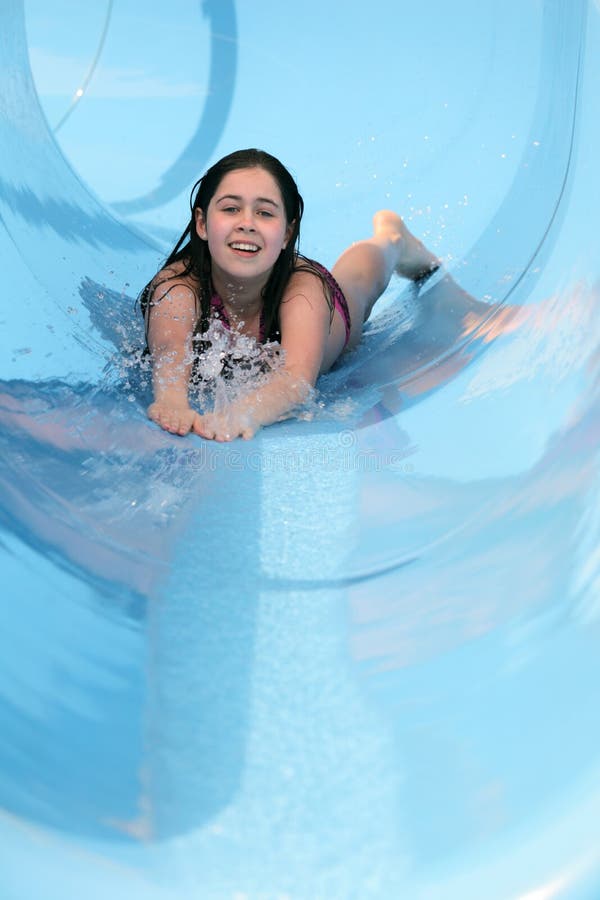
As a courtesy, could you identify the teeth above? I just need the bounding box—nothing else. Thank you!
[230,242,259,252]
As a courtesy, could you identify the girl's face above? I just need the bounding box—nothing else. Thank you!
[195,167,294,287]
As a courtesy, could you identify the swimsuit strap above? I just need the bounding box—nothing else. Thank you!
[210,292,266,343]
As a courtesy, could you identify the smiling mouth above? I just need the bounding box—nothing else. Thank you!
[229,242,260,254]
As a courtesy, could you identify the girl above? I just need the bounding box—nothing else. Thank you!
[141,148,440,441]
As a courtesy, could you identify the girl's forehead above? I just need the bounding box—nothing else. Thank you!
[214,167,283,203]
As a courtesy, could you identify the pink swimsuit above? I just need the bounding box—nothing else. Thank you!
[307,260,352,348]
[210,260,352,348]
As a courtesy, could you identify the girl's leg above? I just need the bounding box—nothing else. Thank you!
[0,389,169,453]
[331,211,440,347]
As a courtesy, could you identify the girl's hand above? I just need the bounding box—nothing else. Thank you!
[147,402,198,436]
[192,409,258,442]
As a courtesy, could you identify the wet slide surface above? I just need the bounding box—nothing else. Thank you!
[1,0,600,897]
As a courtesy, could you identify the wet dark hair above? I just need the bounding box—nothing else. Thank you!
[139,149,332,353]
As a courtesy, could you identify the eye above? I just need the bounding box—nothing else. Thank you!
[220,205,239,214]
[257,209,274,218]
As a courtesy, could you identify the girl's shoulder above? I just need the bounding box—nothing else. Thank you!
[291,254,325,276]
[286,255,331,291]
[140,260,200,334]
[149,259,199,303]
[286,255,336,308]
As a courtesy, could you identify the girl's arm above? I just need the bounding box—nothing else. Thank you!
[192,271,334,441]
[192,369,313,441]
[146,282,199,435]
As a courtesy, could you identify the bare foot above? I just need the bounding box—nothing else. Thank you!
[373,210,440,280]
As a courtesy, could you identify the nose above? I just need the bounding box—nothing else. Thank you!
[236,208,256,231]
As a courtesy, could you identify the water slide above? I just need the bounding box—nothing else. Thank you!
[1,0,599,896]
